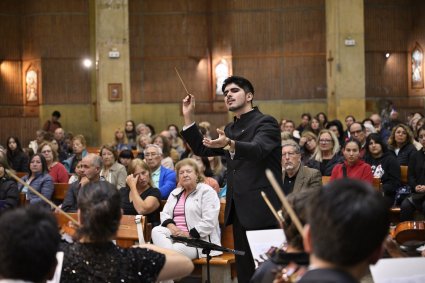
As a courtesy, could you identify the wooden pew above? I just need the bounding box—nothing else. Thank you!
[16,171,28,178]
[55,213,146,248]
[86,147,100,154]
[400,165,408,184]
[53,183,69,202]
[192,200,236,283]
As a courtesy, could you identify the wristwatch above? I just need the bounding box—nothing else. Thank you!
[223,138,232,151]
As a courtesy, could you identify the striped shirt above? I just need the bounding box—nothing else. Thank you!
[174,192,188,232]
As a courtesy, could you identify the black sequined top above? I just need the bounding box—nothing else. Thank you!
[60,241,165,283]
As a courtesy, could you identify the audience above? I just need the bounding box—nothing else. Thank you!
[120,159,161,227]
[6,136,29,173]
[118,149,134,172]
[18,153,54,207]
[152,134,175,170]
[330,138,373,184]
[208,155,227,188]
[364,133,401,205]
[63,134,88,173]
[125,120,138,149]
[151,158,221,260]
[299,131,318,164]
[99,144,127,189]
[0,157,19,212]
[60,181,194,282]
[144,144,176,199]
[113,128,129,151]
[348,122,367,158]
[400,125,425,221]
[62,153,106,212]
[387,124,416,166]
[38,142,69,183]
[282,142,322,195]
[42,110,62,133]
[306,129,342,176]
[191,154,220,193]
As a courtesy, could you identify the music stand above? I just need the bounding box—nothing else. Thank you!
[170,235,245,283]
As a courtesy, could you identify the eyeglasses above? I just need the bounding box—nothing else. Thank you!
[223,88,241,97]
[144,153,159,158]
[41,150,52,153]
[282,152,298,157]
[319,139,333,144]
[418,135,425,140]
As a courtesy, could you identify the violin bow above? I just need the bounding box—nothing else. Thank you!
[261,191,284,224]
[174,67,190,95]
[265,169,304,235]
[6,169,79,226]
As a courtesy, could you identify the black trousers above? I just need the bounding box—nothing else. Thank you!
[400,197,425,221]
[231,206,277,283]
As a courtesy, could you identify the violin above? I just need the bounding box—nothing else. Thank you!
[393,221,425,248]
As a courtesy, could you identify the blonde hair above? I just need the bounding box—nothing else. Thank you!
[312,129,340,162]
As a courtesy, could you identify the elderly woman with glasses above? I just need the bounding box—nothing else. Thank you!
[38,142,69,183]
[306,129,342,176]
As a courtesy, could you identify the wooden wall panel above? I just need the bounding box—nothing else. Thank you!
[0,117,39,148]
[0,1,21,59]
[365,52,407,97]
[364,0,413,99]
[129,0,326,105]
[0,61,23,105]
[41,58,91,104]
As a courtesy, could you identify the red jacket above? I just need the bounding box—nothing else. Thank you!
[330,160,373,184]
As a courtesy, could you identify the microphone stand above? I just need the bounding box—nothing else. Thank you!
[170,235,245,283]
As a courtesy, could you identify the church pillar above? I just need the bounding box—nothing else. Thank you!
[326,0,366,121]
[94,0,131,145]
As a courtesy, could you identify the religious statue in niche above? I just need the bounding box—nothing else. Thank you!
[215,59,229,95]
[26,69,38,102]
[411,43,424,89]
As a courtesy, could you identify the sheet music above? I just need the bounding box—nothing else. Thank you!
[47,251,64,283]
[246,229,286,268]
[370,257,425,283]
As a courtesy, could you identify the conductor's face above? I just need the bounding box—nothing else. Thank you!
[223,83,252,112]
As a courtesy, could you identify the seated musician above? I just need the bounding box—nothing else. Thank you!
[299,179,389,283]
[0,207,60,282]
[120,159,161,227]
[250,191,310,283]
[281,141,322,195]
[60,181,194,282]
[151,158,221,259]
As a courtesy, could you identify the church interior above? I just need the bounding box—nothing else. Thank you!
[0,0,424,146]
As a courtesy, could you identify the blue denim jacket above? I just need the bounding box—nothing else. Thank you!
[19,172,54,206]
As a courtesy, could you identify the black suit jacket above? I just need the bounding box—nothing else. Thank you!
[181,107,282,229]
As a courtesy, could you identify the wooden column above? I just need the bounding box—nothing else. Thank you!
[326,0,366,120]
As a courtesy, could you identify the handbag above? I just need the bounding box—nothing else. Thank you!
[394,185,411,206]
